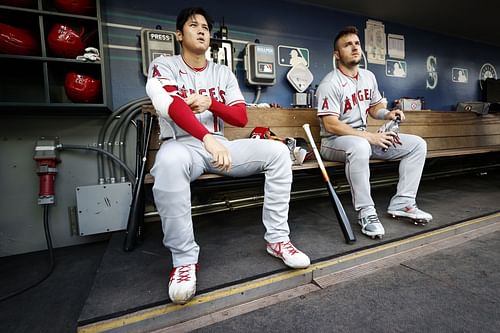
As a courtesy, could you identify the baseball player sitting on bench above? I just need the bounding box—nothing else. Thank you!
[145,7,310,305]
[315,26,432,239]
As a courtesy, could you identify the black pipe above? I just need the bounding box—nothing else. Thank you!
[58,144,135,183]
[106,108,141,181]
[97,97,149,182]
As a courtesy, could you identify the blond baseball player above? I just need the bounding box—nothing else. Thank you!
[316,26,432,239]
[146,7,309,305]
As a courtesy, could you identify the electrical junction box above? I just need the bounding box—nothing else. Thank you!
[206,38,234,72]
[141,29,177,76]
[76,182,132,236]
[244,43,276,85]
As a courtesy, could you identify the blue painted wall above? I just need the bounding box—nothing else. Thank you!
[102,0,500,111]
[4,0,500,256]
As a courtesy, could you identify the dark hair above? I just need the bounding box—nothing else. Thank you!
[334,26,359,50]
[176,7,213,32]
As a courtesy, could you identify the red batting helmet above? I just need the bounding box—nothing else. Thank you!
[54,0,96,16]
[250,127,271,139]
[0,23,39,55]
[64,72,101,103]
[47,23,87,58]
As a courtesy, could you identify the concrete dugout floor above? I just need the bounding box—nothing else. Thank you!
[195,228,500,333]
[0,168,499,332]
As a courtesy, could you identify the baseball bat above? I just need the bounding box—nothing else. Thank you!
[302,124,356,244]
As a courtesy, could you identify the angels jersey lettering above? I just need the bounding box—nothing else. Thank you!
[316,68,383,138]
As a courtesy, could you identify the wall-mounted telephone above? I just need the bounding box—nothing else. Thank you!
[140,29,176,76]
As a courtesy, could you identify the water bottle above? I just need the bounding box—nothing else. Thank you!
[376,115,401,153]
[307,85,317,108]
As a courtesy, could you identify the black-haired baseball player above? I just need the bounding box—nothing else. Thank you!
[316,26,432,239]
[146,7,310,305]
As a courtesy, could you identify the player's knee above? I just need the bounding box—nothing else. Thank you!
[347,140,371,160]
[272,140,293,167]
[152,144,192,178]
[160,146,191,167]
[416,136,427,152]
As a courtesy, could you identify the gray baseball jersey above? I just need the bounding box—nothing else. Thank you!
[147,54,245,139]
[316,68,383,138]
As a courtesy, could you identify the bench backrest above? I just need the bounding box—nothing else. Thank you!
[144,106,321,170]
[368,111,500,156]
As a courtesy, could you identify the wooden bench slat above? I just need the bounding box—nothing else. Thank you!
[379,124,500,137]
[426,136,500,151]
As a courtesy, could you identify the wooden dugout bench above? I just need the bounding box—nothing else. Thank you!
[123,106,500,250]
[142,106,500,182]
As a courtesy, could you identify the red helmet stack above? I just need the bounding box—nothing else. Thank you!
[64,72,101,103]
[0,23,39,55]
[47,23,86,58]
[54,0,96,16]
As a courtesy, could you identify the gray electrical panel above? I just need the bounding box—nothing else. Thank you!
[76,182,132,236]
[244,43,276,85]
[141,29,176,76]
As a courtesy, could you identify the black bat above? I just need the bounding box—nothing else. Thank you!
[302,124,356,244]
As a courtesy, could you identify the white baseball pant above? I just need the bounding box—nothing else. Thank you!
[320,133,427,218]
[151,135,292,267]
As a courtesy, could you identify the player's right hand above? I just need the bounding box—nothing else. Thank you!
[389,109,405,122]
[185,94,212,114]
[202,134,232,172]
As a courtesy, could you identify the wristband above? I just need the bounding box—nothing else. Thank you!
[376,108,390,120]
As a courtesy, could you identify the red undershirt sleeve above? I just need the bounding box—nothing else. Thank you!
[168,96,209,141]
[209,98,248,127]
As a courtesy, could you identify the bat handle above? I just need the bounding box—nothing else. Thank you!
[302,124,327,173]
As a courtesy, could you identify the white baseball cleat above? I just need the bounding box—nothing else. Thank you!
[358,215,385,239]
[168,264,197,304]
[267,241,310,269]
[388,206,433,225]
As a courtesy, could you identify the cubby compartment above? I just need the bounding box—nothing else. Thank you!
[48,61,102,104]
[0,0,108,111]
[0,8,42,56]
[43,15,99,59]
[0,58,46,102]
[41,0,97,17]
[0,0,37,10]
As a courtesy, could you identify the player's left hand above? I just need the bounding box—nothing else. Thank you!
[202,134,232,172]
[185,94,212,114]
[389,109,405,122]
